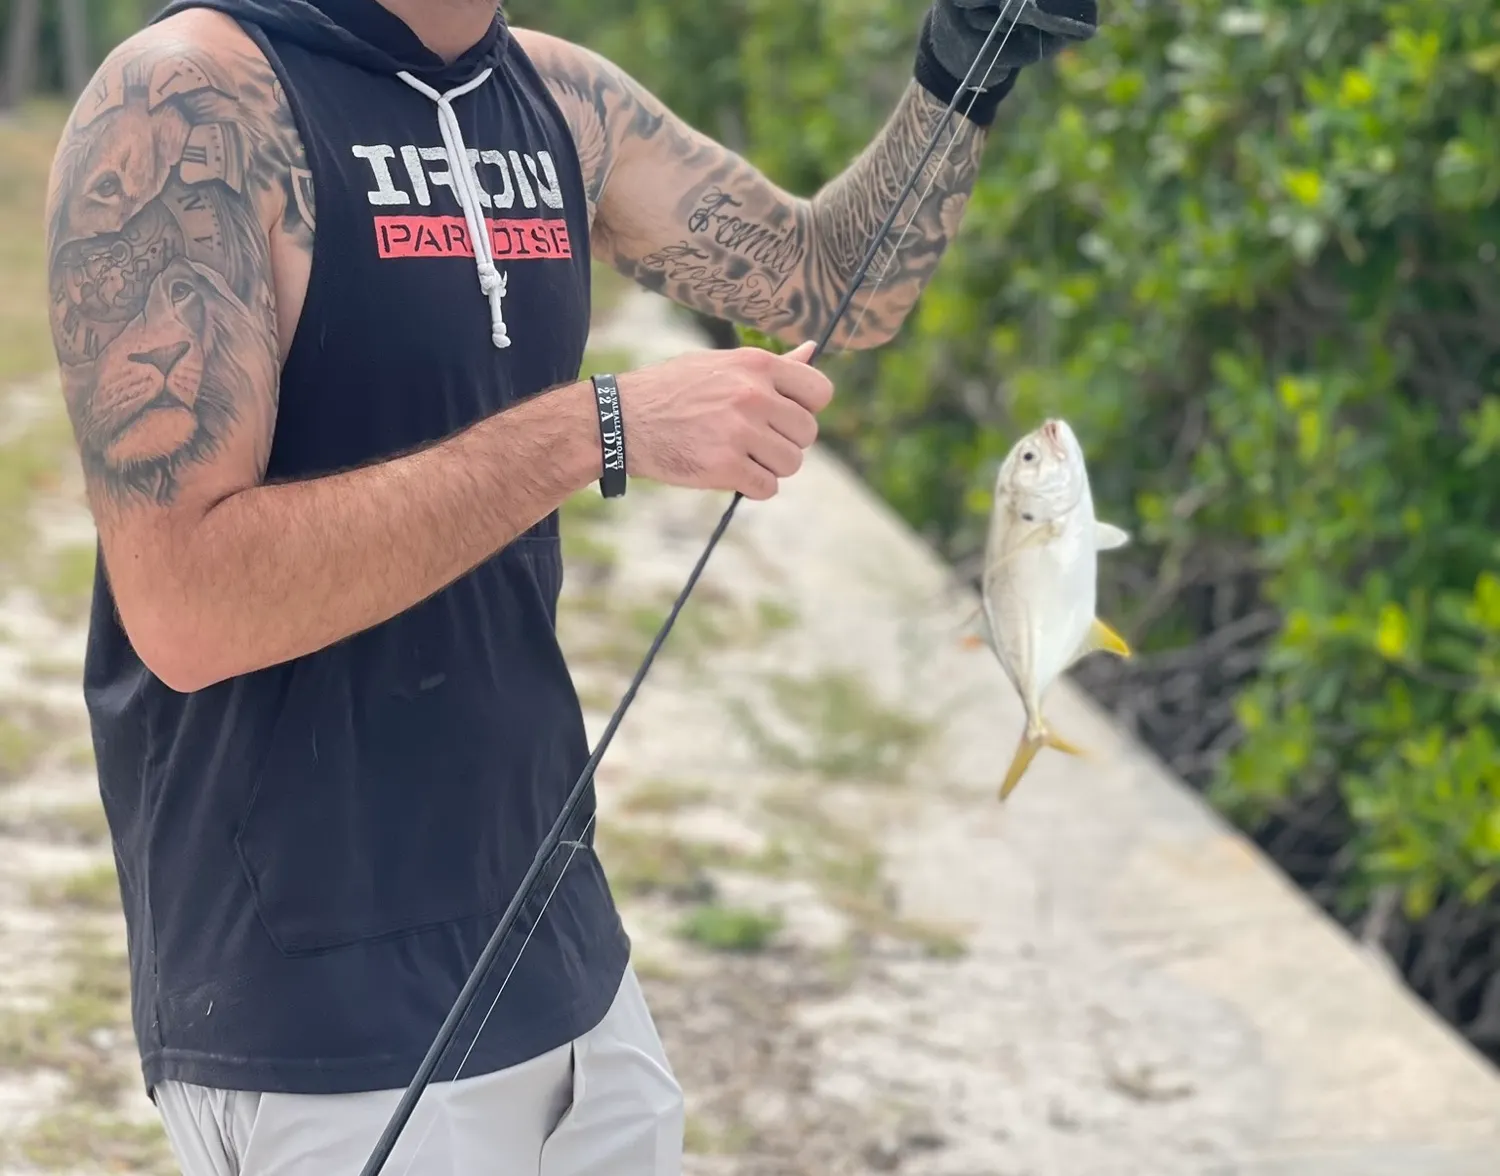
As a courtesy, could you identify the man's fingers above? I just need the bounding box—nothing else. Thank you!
[768,354,834,413]
[747,428,805,479]
[735,458,779,501]
[765,394,818,449]
[782,340,817,364]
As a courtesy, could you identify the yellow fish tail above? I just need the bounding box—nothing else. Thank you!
[998,725,1089,802]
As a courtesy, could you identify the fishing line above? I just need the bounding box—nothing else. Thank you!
[392,815,599,1176]
[841,0,1026,351]
[357,9,1026,1174]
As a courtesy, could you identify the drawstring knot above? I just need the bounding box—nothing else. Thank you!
[396,67,512,350]
[477,262,504,294]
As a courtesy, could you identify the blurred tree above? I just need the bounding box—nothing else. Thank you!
[1,0,42,107]
[0,0,148,104]
[59,0,90,95]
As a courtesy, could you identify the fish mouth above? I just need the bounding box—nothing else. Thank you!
[1041,420,1068,460]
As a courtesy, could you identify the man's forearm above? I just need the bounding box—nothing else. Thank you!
[524,31,991,352]
[121,381,603,692]
[801,81,987,348]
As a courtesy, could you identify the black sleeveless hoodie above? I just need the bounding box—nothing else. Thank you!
[87,0,629,1095]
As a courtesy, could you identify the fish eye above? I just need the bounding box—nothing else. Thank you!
[1021,512,1035,522]
[1022,449,1036,463]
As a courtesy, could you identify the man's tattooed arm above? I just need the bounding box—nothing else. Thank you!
[45,14,617,692]
[45,20,310,520]
[516,29,987,350]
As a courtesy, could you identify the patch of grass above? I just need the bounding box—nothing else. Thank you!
[30,862,121,914]
[757,789,970,960]
[561,526,619,586]
[1,799,108,846]
[683,1113,754,1156]
[17,1105,174,1175]
[820,937,862,991]
[578,588,735,675]
[755,597,799,634]
[675,903,782,953]
[589,260,632,326]
[64,740,95,771]
[629,953,679,983]
[0,712,47,783]
[901,919,971,960]
[557,491,621,588]
[40,541,96,623]
[579,345,635,380]
[0,100,69,384]
[572,680,620,714]
[619,778,710,816]
[561,488,612,525]
[23,655,80,684]
[731,669,933,785]
[595,826,719,903]
[566,578,795,680]
[0,409,76,576]
[0,932,132,1104]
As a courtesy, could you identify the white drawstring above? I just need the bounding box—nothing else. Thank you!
[396,68,511,349]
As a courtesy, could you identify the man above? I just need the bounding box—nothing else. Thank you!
[44,0,1096,1172]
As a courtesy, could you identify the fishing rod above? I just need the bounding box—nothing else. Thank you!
[357,8,1022,1173]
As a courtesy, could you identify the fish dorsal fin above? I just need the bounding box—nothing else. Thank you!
[1095,521,1130,551]
[1073,617,1132,663]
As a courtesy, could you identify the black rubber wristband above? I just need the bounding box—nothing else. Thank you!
[591,374,627,498]
[913,7,1019,128]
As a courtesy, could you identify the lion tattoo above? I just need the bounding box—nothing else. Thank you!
[76,257,277,506]
[48,46,269,367]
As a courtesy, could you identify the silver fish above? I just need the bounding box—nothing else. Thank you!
[966,418,1133,801]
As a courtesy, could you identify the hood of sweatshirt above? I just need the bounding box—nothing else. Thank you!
[151,0,510,89]
[149,0,523,348]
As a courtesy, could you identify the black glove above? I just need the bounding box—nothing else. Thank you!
[915,0,1099,125]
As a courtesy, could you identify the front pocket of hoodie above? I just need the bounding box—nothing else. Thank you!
[234,538,574,956]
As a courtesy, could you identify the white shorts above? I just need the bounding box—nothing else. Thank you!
[153,966,683,1176]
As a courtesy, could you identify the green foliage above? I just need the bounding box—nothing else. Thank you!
[514,2,1500,935]
[676,902,782,952]
[871,1,1499,928]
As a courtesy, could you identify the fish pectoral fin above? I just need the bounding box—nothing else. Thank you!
[959,633,987,651]
[1095,521,1131,551]
[998,726,1091,802]
[1072,616,1133,663]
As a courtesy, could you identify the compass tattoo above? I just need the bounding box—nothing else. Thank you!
[45,32,314,511]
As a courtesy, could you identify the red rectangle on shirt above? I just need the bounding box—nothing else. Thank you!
[374,216,573,261]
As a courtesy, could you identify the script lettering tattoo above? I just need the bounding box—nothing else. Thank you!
[45,32,313,512]
[686,187,803,281]
[526,34,985,349]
